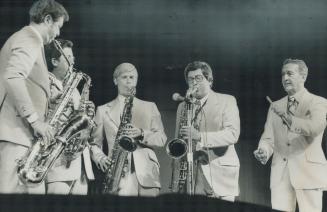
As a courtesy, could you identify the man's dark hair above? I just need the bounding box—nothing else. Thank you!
[45,39,73,71]
[184,61,214,83]
[29,0,69,24]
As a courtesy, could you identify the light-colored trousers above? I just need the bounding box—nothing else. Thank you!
[46,172,88,195]
[0,141,45,194]
[118,170,159,197]
[195,165,235,202]
[271,167,323,212]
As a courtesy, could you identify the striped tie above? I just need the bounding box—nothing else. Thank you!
[287,96,298,115]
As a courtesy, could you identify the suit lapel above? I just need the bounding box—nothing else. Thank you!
[105,98,121,128]
[200,90,219,130]
[293,89,311,117]
[274,97,289,132]
[131,97,143,127]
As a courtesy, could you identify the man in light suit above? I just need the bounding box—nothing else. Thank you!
[254,59,327,212]
[0,0,69,194]
[174,61,240,201]
[90,63,167,196]
[44,39,95,195]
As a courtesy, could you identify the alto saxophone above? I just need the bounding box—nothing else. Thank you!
[16,40,95,186]
[102,88,136,194]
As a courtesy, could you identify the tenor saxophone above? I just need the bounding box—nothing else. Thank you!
[102,88,136,194]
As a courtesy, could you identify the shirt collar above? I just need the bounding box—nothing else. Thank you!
[117,94,126,105]
[289,88,306,102]
[29,25,44,45]
[197,93,209,106]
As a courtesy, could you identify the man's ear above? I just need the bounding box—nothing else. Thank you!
[113,78,117,86]
[51,58,58,67]
[302,74,307,82]
[209,79,213,88]
[43,14,53,25]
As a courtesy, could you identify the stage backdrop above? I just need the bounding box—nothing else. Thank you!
[1,0,327,207]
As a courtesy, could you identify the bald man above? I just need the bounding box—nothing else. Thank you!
[90,63,167,196]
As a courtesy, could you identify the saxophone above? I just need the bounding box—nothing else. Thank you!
[16,40,95,186]
[102,88,136,194]
[167,88,209,194]
[167,89,228,194]
[168,101,191,193]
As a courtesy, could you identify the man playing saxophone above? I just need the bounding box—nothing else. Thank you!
[44,39,95,195]
[0,0,69,194]
[172,61,240,201]
[90,63,167,196]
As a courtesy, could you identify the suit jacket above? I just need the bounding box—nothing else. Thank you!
[0,26,50,147]
[175,90,240,196]
[259,88,327,189]
[90,97,167,188]
[46,74,94,183]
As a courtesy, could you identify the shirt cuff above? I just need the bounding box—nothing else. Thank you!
[26,112,39,124]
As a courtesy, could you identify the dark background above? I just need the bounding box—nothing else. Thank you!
[1,0,327,208]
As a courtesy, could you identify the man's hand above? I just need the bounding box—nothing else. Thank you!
[31,120,54,146]
[180,126,201,141]
[123,124,142,138]
[253,148,268,165]
[97,156,110,172]
[84,100,95,118]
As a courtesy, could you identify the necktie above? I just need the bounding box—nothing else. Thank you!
[193,100,202,128]
[287,96,298,115]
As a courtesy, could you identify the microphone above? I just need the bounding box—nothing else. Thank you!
[172,93,185,102]
[172,87,197,102]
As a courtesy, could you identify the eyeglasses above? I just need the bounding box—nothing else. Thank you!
[187,75,204,83]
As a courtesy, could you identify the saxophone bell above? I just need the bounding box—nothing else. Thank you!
[118,123,137,152]
[166,138,188,159]
[119,136,137,152]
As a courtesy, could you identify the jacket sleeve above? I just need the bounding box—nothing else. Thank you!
[201,96,240,148]
[258,106,275,160]
[142,103,167,148]
[3,38,40,118]
[89,106,107,163]
[174,103,183,138]
[289,98,327,137]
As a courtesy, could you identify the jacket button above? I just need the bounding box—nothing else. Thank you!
[287,143,290,146]
[283,158,287,161]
